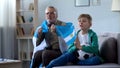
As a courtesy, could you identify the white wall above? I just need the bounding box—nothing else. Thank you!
[0,0,16,59]
[37,0,120,34]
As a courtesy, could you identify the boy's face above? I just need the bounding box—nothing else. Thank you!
[78,17,91,31]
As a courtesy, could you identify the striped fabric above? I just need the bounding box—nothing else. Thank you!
[33,21,76,53]
[56,22,76,46]
[30,21,76,68]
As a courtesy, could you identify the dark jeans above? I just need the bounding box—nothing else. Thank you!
[31,49,62,68]
[46,52,102,68]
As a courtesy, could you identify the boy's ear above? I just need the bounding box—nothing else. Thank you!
[90,22,92,27]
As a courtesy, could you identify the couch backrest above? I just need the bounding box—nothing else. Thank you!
[98,33,120,64]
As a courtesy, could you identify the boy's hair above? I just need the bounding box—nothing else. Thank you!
[78,14,92,23]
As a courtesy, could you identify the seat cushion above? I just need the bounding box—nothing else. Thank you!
[100,37,118,63]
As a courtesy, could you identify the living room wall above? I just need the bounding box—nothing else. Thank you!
[37,0,120,34]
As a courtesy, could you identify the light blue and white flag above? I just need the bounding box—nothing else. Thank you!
[30,21,76,68]
[32,21,77,56]
[32,20,48,54]
[33,21,76,53]
[56,22,76,46]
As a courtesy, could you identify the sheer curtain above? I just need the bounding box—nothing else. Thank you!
[0,0,17,59]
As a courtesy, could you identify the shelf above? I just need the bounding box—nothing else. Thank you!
[0,59,21,63]
[21,59,31,61]
[17,36,33,39]
[16,10,34,13]
[16,0,38,61]
[16,22,34,25]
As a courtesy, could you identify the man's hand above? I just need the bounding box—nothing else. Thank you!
[38,28,42,34]
[38,28,43,37]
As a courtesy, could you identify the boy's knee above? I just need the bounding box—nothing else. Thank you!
[89,56,101,65]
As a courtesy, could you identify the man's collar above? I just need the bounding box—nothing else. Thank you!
[46,20,57,24]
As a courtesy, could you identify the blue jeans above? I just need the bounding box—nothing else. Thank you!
[46,52,101,68]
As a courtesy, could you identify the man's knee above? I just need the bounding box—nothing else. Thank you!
[34,50,42,59]
[42,50,50,59]
[42,50,52,66]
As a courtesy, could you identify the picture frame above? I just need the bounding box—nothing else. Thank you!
[75,0,90,7]
[92,0,101,6]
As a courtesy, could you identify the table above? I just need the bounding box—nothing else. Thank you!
[0,59,22,68]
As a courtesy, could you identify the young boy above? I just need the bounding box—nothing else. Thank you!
[46,14,103,68]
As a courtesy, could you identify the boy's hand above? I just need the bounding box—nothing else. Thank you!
[74,37,82,50]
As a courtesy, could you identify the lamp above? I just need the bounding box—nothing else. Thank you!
[111,0,120,11]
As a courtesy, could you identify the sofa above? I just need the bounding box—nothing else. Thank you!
[54,33,120,68]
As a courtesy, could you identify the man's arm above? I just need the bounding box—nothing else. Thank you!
[56,20,66,26]
[36,28,45,46]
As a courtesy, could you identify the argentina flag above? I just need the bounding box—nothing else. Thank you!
[32,21,77,55]
[30,21,76,68]
[33,21,76,52]
[56,22,76,46]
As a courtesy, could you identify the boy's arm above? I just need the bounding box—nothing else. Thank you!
[67,36,81,52]
[81,33,99,55]
[74,36,82,50]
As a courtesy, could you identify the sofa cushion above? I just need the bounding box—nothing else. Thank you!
[53,63,120,68]
[100,37,118,63]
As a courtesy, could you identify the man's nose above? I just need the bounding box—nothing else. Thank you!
[80,22,83,25]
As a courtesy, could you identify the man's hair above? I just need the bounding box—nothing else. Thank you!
[78,14,92,23]
[45,6,58,15]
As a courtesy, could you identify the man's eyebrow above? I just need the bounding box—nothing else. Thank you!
[45,12,56,14]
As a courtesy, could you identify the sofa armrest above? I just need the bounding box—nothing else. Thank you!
[117,33,120,65]
[98,33,120,64]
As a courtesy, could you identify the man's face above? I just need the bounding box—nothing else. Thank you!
[45,8,57,23]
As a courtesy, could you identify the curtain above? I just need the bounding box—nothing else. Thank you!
[0,0,17,59]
